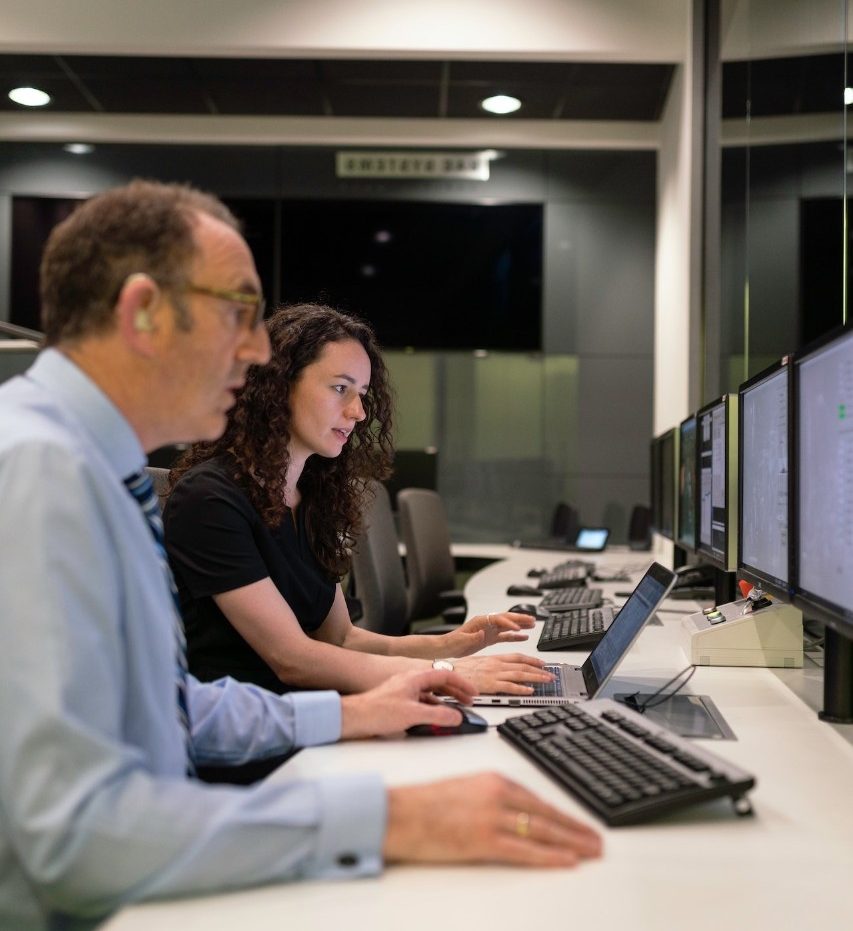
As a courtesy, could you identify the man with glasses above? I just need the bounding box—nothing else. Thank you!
[0,180,600,930]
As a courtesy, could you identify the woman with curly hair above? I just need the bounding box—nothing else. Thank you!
[163,303,552,696]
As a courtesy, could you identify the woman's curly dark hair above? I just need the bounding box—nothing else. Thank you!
[169,303,395,578]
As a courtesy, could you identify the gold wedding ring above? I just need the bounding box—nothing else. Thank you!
[515,811,531,837]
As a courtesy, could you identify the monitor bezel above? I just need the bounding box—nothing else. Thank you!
[695,393,739,572]
[790,324,853,634]
[676,413,698,552]
[649,437,661,534]
[655,427,679,542]
[737,356,793,601]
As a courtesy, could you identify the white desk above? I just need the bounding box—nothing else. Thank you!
[104,549,853,931]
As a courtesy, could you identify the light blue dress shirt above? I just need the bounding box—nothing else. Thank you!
[0,350,385,931]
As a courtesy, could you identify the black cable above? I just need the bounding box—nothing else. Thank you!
[621,664,697,714]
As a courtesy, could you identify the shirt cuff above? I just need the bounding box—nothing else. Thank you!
[310,773,386,879]
[290,690,342,747]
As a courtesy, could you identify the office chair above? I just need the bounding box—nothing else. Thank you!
[351,482,459,635]
[397,488,467,623]
[145,466,171,508]
[350,482,410,635]
[550,501,580,541]
[628,504,652,550]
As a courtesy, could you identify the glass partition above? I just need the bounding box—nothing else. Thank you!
[387,350,592,543]
[720,0,849,392]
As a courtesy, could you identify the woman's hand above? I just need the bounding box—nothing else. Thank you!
[454,653,553,695]
[444,612,535,657]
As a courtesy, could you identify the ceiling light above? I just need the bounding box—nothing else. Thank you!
[480,94,521,115]
[845,87,853,106]
[8,86,51,107]
[63,143,94,155]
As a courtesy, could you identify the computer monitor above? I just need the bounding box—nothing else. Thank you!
[791,326,853,634]
[677,414,697,551]
[696,394,739,572]
[738,358,791,600]
[657,428,678,541]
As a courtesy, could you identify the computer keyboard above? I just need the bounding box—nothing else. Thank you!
[539,586,603,610]
[498,699,756,826]
[537,564,591,589]
[537,606,615,651]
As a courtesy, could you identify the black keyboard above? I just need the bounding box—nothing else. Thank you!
[498,700,756,826]
[537,607,615,651]
[537,565,590,589]
[539,586,603,610]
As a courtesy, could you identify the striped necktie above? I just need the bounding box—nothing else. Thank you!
[123,469,195,776]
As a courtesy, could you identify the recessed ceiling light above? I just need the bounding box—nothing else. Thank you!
[845,87,853,106]
[63,143,94,155]
[480,94,521,115]
[8,86,51,107]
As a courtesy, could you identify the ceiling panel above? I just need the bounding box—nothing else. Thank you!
[0,53,677,121]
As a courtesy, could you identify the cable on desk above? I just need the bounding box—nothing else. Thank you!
[620,664,696,713]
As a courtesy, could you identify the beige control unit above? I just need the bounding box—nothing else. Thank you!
[681,598,803,668]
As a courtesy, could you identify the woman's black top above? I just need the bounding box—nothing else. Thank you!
[163,455,336,694]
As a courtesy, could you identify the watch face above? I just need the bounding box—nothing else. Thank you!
[433,659,454,671]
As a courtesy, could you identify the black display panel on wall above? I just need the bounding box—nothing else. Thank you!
[9,195,541,350]
[278,200,543,350]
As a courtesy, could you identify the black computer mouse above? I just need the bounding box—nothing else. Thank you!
[506,583,541,596]
[406,705,488,737]
[508,603,552,621]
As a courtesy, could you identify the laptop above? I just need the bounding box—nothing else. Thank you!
[472,561,676,706]
[514,526,610,553]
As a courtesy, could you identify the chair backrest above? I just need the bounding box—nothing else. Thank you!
[628,503,652,550]
[145,466,171,509]
[397,487,456,620]
[350,481,410,635]
[550,501,580,541]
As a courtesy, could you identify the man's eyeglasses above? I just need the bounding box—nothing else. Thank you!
[185,283,266,330]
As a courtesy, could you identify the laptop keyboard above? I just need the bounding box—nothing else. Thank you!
[529,664,570,699]
[539,586,603,610]
[537,607,615,651]
[498,699,756,826]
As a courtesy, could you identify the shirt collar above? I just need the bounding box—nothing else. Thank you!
[27,348,146,479]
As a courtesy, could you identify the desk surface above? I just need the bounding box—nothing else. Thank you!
[104,548,853,931]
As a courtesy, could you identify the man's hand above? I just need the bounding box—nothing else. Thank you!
[444,612,534,657]
[384,773,602,867]
[454,653,553,695]
[340,669,477,739]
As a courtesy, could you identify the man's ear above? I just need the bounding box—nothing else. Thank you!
[116,273,163,353]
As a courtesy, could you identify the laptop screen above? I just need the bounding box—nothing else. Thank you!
[581,562,675,697]
[574,527,609,551]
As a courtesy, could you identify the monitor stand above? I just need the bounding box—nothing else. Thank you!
[819,627,853,724]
